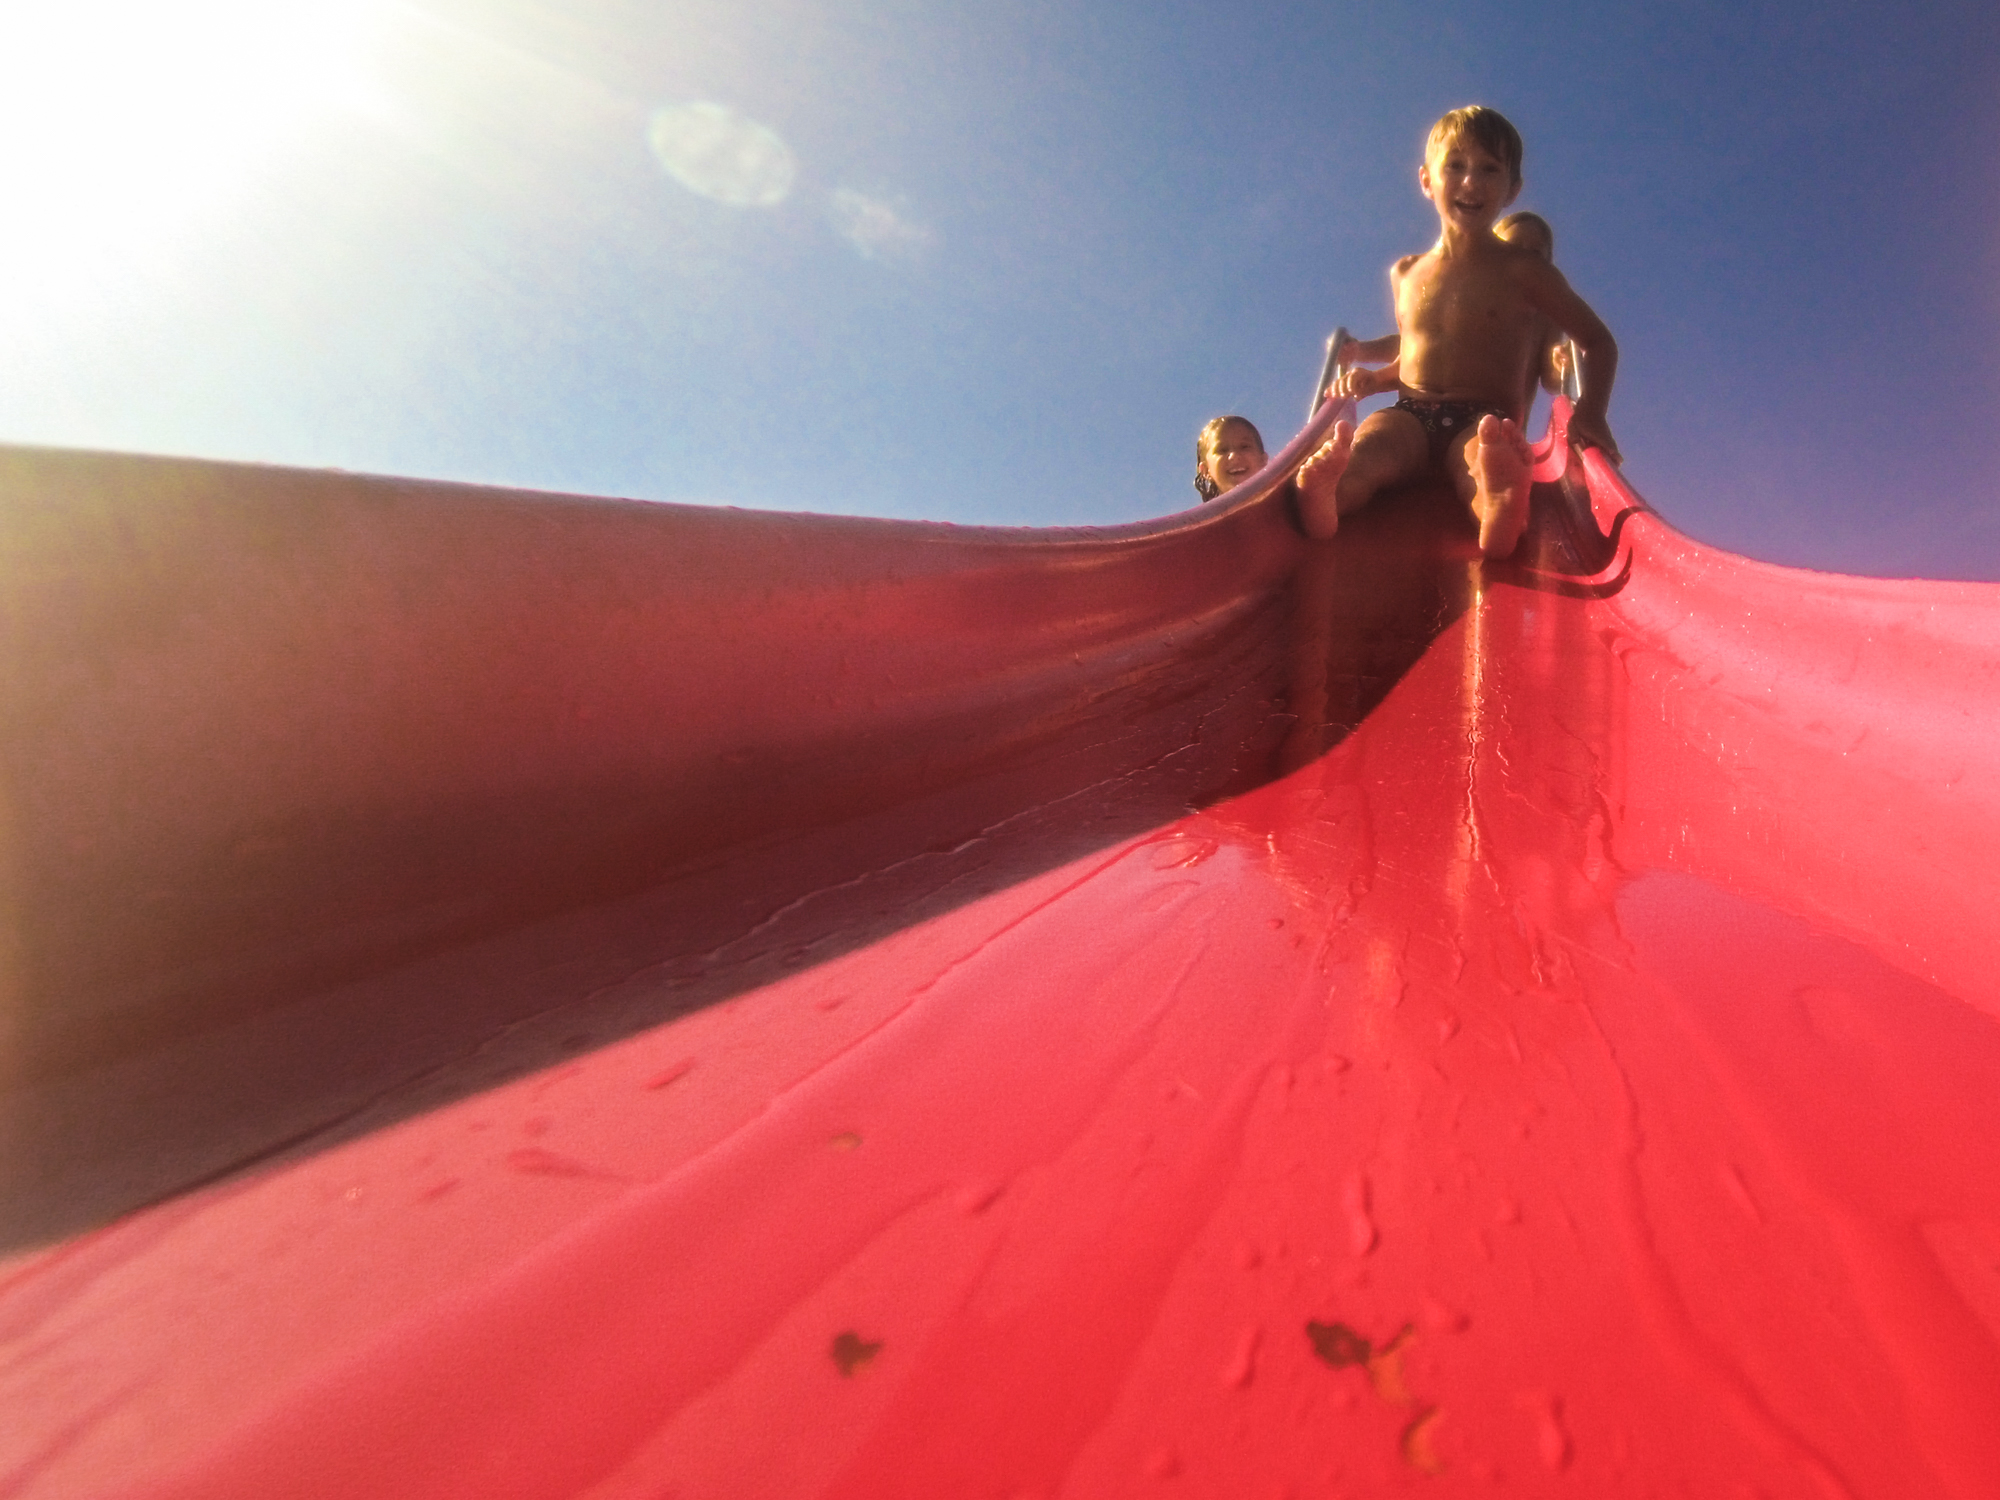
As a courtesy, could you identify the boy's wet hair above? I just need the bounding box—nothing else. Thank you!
[1426,105,1523,187]
[1195,415,1263,502]
[1496,210,1554,256]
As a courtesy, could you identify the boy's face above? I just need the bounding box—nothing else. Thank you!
[1420,135,1518,233]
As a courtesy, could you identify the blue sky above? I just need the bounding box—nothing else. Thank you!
[2,0,1996,578]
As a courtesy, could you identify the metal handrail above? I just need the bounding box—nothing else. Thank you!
[1310,326,1350,417]
[1560,336,1582,403]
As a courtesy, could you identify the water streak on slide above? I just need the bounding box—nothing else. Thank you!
[2,402,1998,1497]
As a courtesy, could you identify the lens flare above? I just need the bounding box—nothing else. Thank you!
[827,188,934,264]
[646,101,795,208]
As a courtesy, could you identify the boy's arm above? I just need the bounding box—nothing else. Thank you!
[1520,262,1619,461]
[1338,333,1401,366]
[1333,334,1400,399]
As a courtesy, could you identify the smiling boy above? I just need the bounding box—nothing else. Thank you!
[1295,106,1619,558]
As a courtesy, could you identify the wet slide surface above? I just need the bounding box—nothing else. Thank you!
[3,404,1999,1498]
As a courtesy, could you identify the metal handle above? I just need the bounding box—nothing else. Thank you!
[1310,326,1352,418]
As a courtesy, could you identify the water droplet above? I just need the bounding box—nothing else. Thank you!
[645,1058,695,1090]
[1515,1392,1572,1471]
[1146,835,1219,871]
[1719,1162,1764,1223]
[506,1148,621,1182]
[1343,1173,1378,1255]
[1419,1297,1468,1333]
[1540,1409,1572,1469]
[531,1063,586,1098]
[955,1179,1003,1215]
[1220,1325,1261,1389]
[1142,1447,1180,1478]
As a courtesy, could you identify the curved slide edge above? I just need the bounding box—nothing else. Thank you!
[0,427,1347,1244]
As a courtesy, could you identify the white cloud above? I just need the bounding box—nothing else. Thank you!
[827,188,935,265]
[646,101,794,208]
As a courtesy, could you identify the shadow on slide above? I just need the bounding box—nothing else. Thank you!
[2,402,1998,1498]
[1,417,1472,1248]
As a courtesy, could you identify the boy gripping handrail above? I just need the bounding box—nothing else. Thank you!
[1294,107,1619,558]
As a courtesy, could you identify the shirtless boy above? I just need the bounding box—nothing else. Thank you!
[1295,107,1619,558]
[1335,212,1567,424]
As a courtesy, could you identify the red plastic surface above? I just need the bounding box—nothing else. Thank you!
[3,407,1999,1498]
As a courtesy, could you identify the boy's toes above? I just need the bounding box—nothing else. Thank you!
[1296,419,1352,540]
[1471,416,1533,559]
[1478,413,1531,464]
[1474,416,1531,482]
[1299,420,1353,480]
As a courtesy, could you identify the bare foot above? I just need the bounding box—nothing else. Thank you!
[1470,414,1534,558]
[1295,420,1353,539]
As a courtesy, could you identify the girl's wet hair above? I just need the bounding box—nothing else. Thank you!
[1195,415,1263,502]
[1496,210,1554,257]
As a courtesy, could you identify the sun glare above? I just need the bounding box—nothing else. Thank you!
[0,0,388,333]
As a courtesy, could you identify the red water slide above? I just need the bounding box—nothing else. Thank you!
[2,401,1998,1499]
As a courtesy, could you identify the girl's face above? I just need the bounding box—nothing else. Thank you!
[1202,422,1266,495]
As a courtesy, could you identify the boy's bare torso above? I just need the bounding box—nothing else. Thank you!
[1392,239,1545,420]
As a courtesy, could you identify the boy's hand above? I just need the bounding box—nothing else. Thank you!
[1334,366,1389,400]
[1567,409,1622,465]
